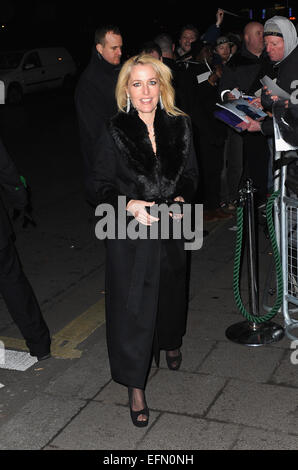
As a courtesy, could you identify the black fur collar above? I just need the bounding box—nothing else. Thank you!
[109,106,191,200]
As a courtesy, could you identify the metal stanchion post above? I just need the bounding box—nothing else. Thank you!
[274,150,281,250]
[226,179,284,346]
[246,179,259,323]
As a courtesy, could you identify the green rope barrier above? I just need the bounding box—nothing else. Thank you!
[233,190,283,324]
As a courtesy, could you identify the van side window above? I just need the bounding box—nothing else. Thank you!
[23,52,42,70]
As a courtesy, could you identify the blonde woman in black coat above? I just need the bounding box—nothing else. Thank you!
[93,55,198,427]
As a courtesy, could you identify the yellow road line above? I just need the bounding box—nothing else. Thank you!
[0,337,27,351]
[0,298,106,360]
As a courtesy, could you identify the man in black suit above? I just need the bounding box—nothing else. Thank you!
[75,25,123,207]
[0,137,51,361]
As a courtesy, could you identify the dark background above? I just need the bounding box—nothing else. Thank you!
[0,0,296,69]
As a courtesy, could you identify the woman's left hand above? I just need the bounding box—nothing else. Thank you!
[174,196,185,203]
[170,196,185,219]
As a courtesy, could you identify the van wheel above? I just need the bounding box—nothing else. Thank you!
[7,84,23,104]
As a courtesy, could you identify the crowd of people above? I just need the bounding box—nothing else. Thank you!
[75,10,298,223]
[73,10,298,427]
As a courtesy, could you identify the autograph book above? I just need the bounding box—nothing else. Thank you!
[214,97,267,132]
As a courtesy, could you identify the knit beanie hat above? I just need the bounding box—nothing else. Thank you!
[264,20,283,38]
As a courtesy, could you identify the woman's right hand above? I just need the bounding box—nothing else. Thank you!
[126,200,159,226]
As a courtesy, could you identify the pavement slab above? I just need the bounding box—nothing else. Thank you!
[136,413,241,450]
[198,340,285,382]
[48,401,160,450]
[206,378,298,435]
[232,427,298,450]
[144,370,227,417]
[0,394,85,450]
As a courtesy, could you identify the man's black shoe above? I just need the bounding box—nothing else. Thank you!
[36,353,51,362]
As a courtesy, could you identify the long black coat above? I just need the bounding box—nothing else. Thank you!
[0,138,27,249]
[75,49,120,205]
[93,107,198,388]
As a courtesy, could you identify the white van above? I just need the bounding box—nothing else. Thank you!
[0,47,77,104]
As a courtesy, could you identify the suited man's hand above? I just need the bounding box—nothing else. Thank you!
[12,207,37,228]
[236,116,262,132]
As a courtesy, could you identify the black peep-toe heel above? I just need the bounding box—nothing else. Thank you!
[166,350,182,370]
[128,387,149,428]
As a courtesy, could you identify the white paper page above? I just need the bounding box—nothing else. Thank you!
[260,76,291,100]
[197,71,210,84]
[273,114,298,151]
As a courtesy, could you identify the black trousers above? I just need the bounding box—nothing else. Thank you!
[0,240,51,357]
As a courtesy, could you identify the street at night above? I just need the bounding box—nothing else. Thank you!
[0,0,297,457]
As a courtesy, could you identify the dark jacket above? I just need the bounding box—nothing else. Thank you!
[218,45,275,98]
[0,138,27,249]
[275,44,298,94]
[176,61,227,145]
[93,107,198,388]
[161,57,182,105]
[75,48,120,205]
[261,45,298,136]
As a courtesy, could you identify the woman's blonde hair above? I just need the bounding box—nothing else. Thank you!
[115,54,186,116]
